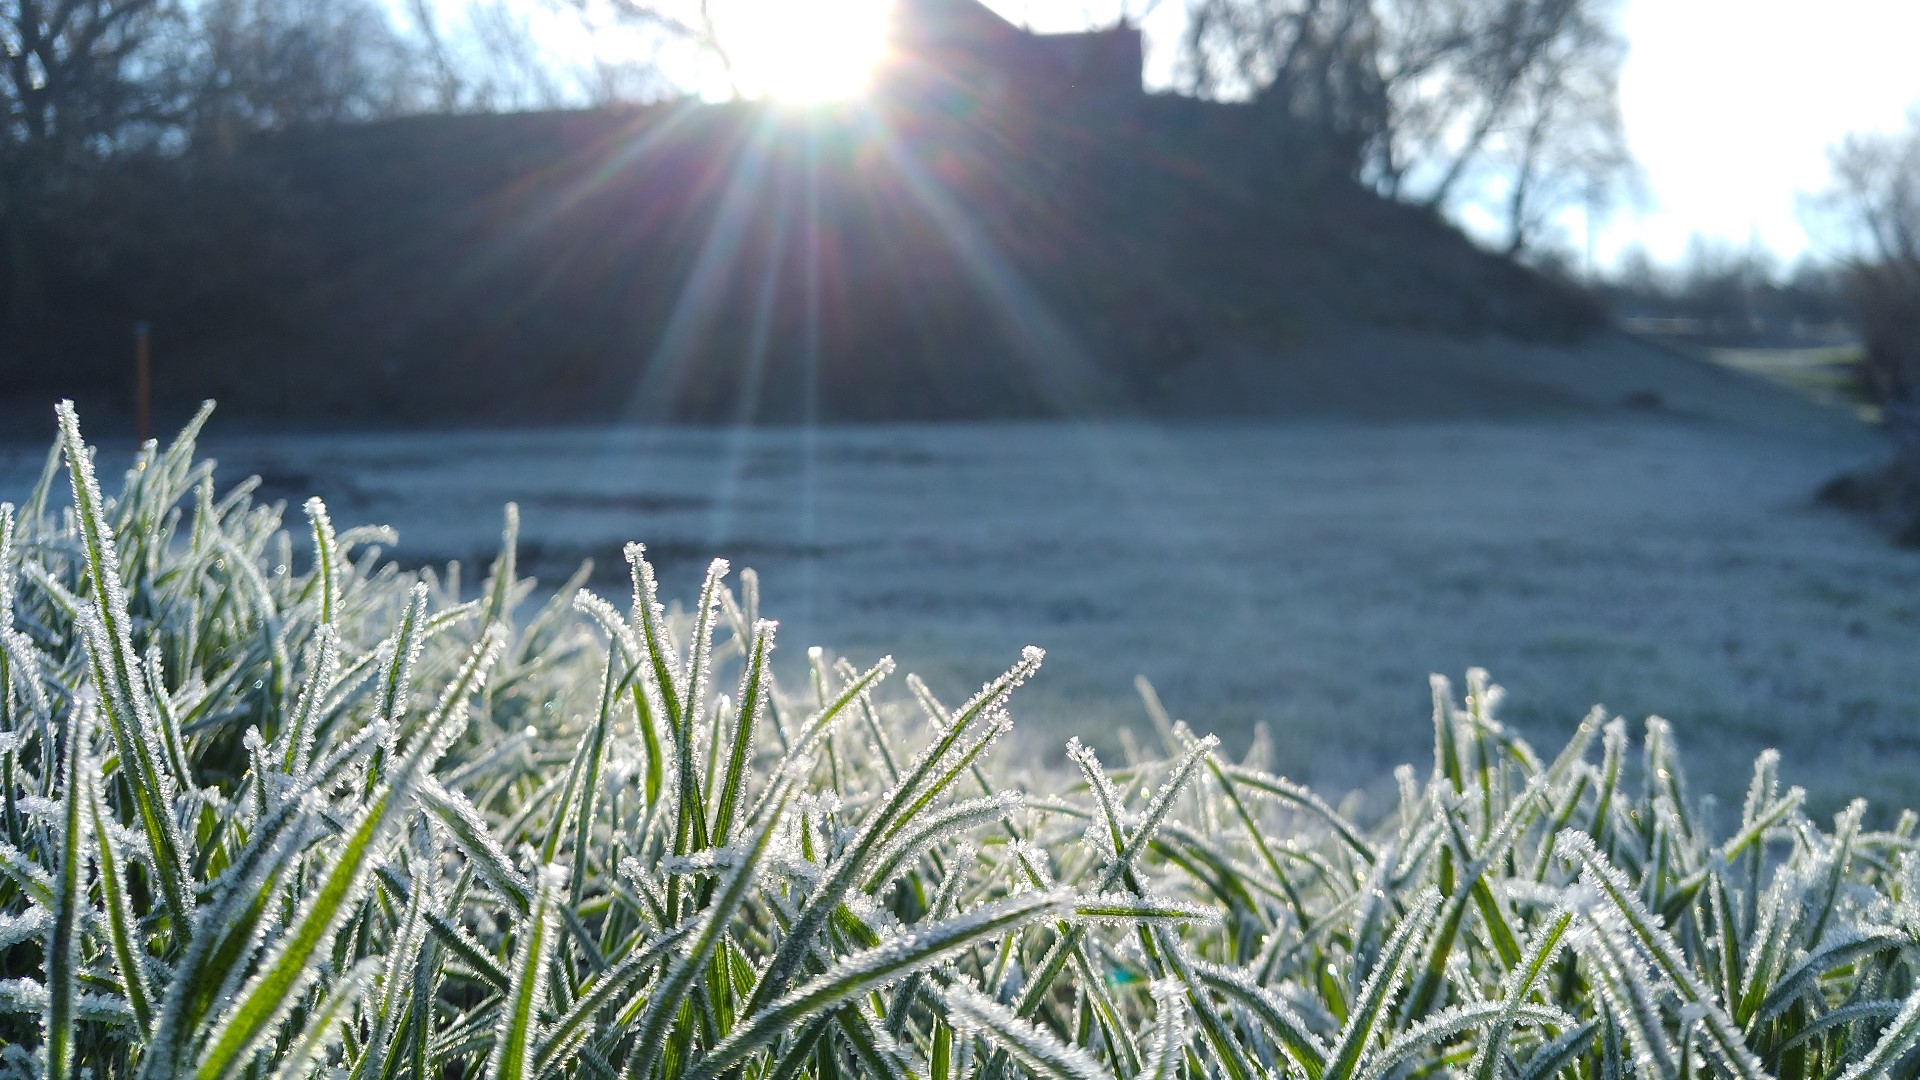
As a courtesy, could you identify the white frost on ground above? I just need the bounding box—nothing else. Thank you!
[4,404,1913,811]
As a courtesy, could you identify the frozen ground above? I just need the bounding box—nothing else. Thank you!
[6,396,1914,813]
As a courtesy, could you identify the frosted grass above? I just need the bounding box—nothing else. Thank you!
[0,403,1916,1077]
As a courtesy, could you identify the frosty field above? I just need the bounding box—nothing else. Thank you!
[5,405,1913,811]
[21,400,1920,1079]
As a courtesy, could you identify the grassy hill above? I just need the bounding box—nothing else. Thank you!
[8,95,1603,424]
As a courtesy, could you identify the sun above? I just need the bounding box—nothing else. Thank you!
[725,0,894,102]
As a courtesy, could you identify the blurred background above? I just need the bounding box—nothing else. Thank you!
[4,0,1919,809]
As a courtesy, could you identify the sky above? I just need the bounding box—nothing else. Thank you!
[1606,0,1920,269]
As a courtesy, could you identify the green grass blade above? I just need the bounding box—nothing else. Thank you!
[1558,831,1770,1080]
[1756,928,1909,1023]
[192,629,502,1080]
[45,703,89,1080]
[624,543,685,732]
[691,890,1073,1080]
[417,779,535,916]
[626,772,793,1080]
[265,960,379,1080]
[1323,889,1440,1080]
[1141,980,1190,1080]
[942,984,1116,1080]
[425,909,513,994]
[1468,907,1574,1080]
[487,864,567,1080]
[745,649,1039,1017]
[1222,765,1376,866]
[1363,1002,1572,1080]
[305,497,340,627]
[1109,735,1220,888]
[711,619,774,847]
[536,926,691,1073]
[575,589,664,806]
[62,402,195,935]
[87,746,154,1038]
[1513,1019,1600,1080]
[191,783,399,1080]
[569,657,620,905]
[1190,961,1328,1077]
[1778,1000,1907,1056]
[482,502,520,627]
[686,557,727,788]
[280,626,341,776]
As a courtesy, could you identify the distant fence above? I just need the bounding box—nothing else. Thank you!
[1621,316,1859,350]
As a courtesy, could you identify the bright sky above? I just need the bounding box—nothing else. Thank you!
[1607,0,1920,269]
[605,0,1920,270]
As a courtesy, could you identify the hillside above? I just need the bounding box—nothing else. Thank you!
[8,95,1604,424]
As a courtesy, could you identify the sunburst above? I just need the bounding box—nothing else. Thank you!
[724,0,893,102]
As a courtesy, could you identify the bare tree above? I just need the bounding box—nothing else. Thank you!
[576,0,738,98]
[1178,0,1631,252]
[1825,117,1920,275]
[3,0,179,314]
[1393,0,1603,208]
[185,0,421,150]
[399,0,663,113]
[1492,4,1629,256]
[1180,0,1389,172]
[1821,112,1920,405]
[4,0,175,154]
[1813,110,1920,535]
[463,0,567,110]
[403,0,469,113]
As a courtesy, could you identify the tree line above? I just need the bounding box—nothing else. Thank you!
[1599,239,1848,346]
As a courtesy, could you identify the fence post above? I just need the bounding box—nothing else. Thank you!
[135,321,151,444]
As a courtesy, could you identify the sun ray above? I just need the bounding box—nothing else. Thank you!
[860,110,1127,417]
[706,182,792,552]
[617,111,785,424]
